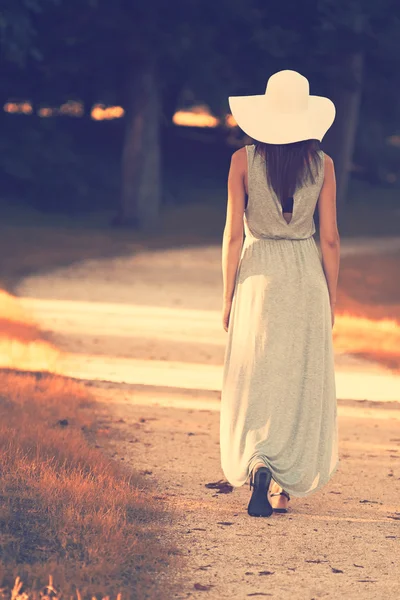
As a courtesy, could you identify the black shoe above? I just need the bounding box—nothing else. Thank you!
[270,489,291,513]
[247,466,273,517]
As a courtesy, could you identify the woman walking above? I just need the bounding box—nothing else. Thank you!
[220,70,340,517]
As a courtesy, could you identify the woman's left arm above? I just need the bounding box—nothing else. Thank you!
[222,149,246,331]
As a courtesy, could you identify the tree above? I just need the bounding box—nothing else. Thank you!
[314,0,400,225]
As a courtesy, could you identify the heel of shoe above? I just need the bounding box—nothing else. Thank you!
[247,466,273,517]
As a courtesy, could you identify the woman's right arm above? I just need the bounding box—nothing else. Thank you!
[317,153,340,312]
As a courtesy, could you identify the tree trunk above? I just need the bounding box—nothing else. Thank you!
[115,57,161,229]
[323,50,364,229]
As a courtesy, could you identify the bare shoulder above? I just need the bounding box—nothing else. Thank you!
[231,146,247,167]
[323,152,334,167]
[320,152,335,182]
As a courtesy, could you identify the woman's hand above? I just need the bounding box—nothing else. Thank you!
[222,299,232,332]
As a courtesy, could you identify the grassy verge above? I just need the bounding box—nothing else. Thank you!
[335,249,400,371]
[0,369,184,600]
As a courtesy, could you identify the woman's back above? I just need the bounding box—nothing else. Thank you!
[244,144,325,241]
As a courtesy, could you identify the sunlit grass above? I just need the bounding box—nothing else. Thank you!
[333,313,400,371]
[0,368,183,599]
[0,290,59,372]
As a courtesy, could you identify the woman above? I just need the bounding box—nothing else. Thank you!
[220,70,340,518]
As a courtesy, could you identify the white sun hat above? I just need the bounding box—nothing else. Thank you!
[228,69,336,145]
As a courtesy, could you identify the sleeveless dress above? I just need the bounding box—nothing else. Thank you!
[220,144,339,497]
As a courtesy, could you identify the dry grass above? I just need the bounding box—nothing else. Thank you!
[0,290,60,373]
[0,369,184,600]
[336,250,400,370]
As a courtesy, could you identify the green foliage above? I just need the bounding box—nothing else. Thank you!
[0,115,118,212]
[0,0,60,66]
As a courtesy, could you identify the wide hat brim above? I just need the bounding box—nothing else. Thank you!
[228,94,335,144]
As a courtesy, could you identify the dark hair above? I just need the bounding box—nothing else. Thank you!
[252,139,322,209]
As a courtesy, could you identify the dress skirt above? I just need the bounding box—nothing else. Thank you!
[220,234,339,497]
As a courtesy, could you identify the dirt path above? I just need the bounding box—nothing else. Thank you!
[14,239,400,400]
[87,382,400,600]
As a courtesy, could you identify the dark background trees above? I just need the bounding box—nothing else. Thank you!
[1,0,400,230]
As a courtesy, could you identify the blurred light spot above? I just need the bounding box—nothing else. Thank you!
[4,101,33,114]
[59,100,84,117]
[225,114,237,127]
[173,104,219,128]
[3,99,240,129]
[4,102,19,113]
[91,104,125,120]
[38,107,57,117]
[387,135,400,147]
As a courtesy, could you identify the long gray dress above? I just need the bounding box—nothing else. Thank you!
[220,144,339,497]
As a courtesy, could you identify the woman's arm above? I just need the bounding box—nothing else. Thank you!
[222,149,246,305]
[317,153,340,306]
